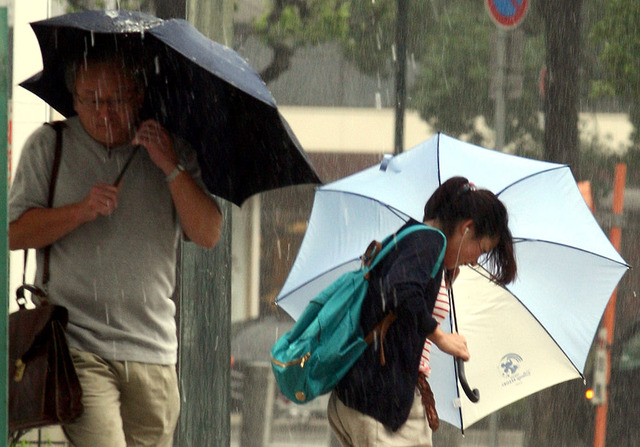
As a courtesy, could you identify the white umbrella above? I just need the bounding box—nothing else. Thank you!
[275,133,629,430]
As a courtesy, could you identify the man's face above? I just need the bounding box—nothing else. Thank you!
[73,62,143,146]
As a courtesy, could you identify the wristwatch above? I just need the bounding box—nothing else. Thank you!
[166,164,185,183]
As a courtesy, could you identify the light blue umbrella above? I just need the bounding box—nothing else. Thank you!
[275,133,629,430]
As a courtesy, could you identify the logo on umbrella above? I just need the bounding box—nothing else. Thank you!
[499,353,530,386]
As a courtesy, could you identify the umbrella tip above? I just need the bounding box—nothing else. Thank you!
[380,154,393,172]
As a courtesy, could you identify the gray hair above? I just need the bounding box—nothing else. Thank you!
[64,48,145,94]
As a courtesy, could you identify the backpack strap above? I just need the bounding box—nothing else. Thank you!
[364,312,397,366]
[362,223,443,366]
[366,223,440,273]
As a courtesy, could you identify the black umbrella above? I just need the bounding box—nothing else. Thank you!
[19,9,321,206]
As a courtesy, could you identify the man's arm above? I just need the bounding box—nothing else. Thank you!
[134,119,222,249]
[9,183,120,250]
[167,171,223,248]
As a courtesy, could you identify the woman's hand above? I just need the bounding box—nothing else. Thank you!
[428,326,470,361]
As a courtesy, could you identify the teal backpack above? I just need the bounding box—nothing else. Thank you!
[270,224,437,404]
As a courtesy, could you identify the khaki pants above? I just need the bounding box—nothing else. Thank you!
[328,390,432,447]
[63,349,180,447]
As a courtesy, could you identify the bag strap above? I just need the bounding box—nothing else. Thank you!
[365,224,434,273]
[21,121,65,297]
[42,121,65,287]
[364,312,397,366]
[362,224,437,366]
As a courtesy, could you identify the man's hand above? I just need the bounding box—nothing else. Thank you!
[132,119,177,175]
[79,183,120,222]
[9,182,120,250]
[132,119,222,248]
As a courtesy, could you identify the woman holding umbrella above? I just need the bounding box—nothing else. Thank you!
[327,176,517,446]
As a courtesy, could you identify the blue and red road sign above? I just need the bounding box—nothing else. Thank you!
[485,0,529,29]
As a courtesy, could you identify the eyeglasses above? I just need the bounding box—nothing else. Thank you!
[74,92,138,110]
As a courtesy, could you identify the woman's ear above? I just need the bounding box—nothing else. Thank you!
[460,219,474,237]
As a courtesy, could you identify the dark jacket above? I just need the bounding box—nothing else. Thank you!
[335,220,446,431]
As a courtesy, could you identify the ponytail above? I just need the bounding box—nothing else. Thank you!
[423,176,517,285]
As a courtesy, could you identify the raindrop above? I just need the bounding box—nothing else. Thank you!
[93,279,98,301]
[105,303,110,325]
[391,44,397,62]
[90,31,95,47]
[124,361,129,382]
[375,92,382,110]
[276,239,282,259]
[155,56,161,74]
[143,289,147,303]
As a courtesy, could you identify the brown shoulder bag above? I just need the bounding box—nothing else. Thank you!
[9,122,83,441]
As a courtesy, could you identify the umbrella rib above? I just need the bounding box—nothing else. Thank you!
[494,165,570,197]
[513,238,630,268]
[275,258,361,304]
[468,265,585,379]
[318,189,414,221]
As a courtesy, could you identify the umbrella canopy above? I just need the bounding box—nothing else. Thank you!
[19,9,320,206]
[274,133,629,430]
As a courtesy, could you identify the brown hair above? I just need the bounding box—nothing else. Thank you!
[423,176,517,285]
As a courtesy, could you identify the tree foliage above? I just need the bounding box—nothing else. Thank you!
[411,1,545,144]
[591,0,640,145]
[254,0,546,147]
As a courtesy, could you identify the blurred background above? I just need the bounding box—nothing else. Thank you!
[6,0,639,445]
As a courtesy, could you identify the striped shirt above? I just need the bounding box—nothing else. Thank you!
[419,276,450,376]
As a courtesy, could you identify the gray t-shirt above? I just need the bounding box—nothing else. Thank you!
[9,117,202,364]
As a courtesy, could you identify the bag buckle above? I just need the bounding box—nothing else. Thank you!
[14,359,26,382]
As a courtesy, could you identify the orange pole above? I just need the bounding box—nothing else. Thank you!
[593,163,626,447]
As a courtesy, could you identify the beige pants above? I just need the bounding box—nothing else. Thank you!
[328,390,432,447]
[63,349,180,447]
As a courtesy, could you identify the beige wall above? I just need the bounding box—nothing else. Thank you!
[280,106,634,155]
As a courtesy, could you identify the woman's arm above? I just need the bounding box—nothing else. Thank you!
[427,326,470,360]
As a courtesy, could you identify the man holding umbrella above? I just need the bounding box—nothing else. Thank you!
[9,40,222,446]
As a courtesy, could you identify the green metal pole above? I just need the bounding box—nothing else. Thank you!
[176,1,233,445]
[0,3,9,442]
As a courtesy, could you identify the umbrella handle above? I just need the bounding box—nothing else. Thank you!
[456,357,480,403]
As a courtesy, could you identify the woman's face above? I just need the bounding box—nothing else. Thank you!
[444,221,499,270]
